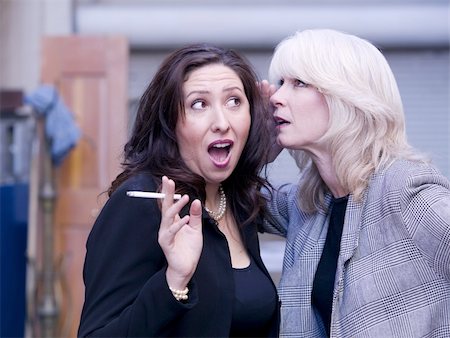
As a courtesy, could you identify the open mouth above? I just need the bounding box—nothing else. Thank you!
[274,116,290,126]
[208,140,233,165]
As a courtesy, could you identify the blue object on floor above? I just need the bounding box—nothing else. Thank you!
[0,183,28,338]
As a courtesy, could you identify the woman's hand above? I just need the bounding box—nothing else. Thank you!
[158,176,203,290]
[258,79,277,100]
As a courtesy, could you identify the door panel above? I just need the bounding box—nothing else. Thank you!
[40,35,128,337]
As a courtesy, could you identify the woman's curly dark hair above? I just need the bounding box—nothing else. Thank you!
[109,43,272,226]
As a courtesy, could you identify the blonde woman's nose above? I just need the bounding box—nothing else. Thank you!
[270,88,286,107]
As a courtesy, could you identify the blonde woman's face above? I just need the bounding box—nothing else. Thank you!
[270,77,329,154]
[176,64,251,185]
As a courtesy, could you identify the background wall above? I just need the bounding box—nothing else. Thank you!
[0,0,73,92]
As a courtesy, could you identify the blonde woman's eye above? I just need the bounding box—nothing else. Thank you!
[277,79,284,87]
[226,97,241,107]
[191,100,206,110]
[294,79,308,87]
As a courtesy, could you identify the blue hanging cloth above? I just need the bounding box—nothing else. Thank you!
[25,85,81,166]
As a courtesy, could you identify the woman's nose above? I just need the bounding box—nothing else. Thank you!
[211,107,231,132]
[270,88,285,107]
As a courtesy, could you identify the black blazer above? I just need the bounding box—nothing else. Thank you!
[78,173,279,337]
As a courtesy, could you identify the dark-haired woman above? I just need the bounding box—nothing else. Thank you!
[78,44,279,337]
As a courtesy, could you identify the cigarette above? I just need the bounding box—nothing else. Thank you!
[126,191,182,200]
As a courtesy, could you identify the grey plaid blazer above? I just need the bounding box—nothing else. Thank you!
[264,159,450,337]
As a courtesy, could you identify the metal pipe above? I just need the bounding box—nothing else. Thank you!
[36,116,59,337]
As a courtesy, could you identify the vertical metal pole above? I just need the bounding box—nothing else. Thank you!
[37,117,59,337]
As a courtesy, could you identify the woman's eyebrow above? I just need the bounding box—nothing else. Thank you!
[185,89,209,99]
[186,86,244,99]
[223,86,244,94]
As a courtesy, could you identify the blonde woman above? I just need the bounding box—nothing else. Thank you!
[263,29,450,337]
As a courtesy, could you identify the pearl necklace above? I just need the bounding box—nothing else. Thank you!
[205,185,227,222]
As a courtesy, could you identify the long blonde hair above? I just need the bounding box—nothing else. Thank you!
[269,29,426,212]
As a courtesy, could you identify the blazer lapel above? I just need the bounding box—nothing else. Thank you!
[339,192,367,264]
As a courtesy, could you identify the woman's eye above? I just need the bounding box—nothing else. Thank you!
[226,97,241,108]
[294,79,308,87]
[278,79,284,87]
[191,100,206,110]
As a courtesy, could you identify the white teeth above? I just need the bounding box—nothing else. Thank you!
[213,143,230,148]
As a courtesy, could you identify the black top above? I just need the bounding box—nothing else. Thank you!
[312,195,348,336]
[230,256,278,337]
[78,173,279,337]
